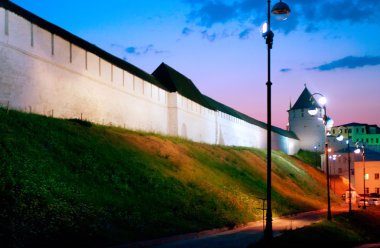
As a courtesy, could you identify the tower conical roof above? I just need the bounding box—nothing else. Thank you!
[290,87,321,111]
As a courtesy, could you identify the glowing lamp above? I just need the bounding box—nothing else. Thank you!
[354,148,361,154]
[261,22,268,35]
[318,97,327,106]
[325,116,334,128]
[271,0,291,21]
[336,134,344,142]
[308,107,318,116]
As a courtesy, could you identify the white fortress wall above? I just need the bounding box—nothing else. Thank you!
[272,132,299,155]
[0,5,300,154]
[169,93,217,144]
[216,112,266,148]
[0,8,169,133]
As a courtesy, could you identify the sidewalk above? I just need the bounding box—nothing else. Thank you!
[115,208,344,248]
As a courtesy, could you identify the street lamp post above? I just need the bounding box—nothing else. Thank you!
[347,139,352,214]
[308,93,333,220]
[337,130,352,214]
[355,143,366,209]
[261,0,290,242]
[314,145,318,168]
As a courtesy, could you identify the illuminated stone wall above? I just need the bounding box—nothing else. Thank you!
[0,6,299,154]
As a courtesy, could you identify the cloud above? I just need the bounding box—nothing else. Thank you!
[201,30,217,42]
[183,0,380,39]
[124,44,165,56]
[311,56,380,71]
[187,1,238,28]
[280,68,292,73]
[182,27,194,36]
[239,28,252,40]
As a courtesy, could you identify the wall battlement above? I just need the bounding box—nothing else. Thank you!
[0,1,299,155]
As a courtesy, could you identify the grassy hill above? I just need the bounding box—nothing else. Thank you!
[0,107,339,247]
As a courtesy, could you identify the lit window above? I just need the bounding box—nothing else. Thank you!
[365,173,369,180]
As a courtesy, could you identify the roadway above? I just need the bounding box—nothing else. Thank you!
[119,207,346,248]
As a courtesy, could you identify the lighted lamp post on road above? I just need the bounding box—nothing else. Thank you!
[355,142,366,209]
[308,93,333,220]
[261,0,290,242]
[337,131,353,215]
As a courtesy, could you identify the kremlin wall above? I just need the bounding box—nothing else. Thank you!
[0,1,299,155]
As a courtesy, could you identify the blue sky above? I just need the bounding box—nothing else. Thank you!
[12,0,380,128]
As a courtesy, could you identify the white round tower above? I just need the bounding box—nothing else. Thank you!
[288,86,325,151]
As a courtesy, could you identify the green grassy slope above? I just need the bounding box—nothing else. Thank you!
[0,108,338,247]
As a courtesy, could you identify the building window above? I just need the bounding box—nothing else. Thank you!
[356,128,359,133]
[351,169,354,175]
[377,138,379,144]
[332,129,335,134]
[366,138,369,143]
[365,173,369,180]
[375,173,379,180]
[365,188,369,194]
[371,138,374,143]
[348,129,352,133]
[362,128,365,133]
[376,188,380,195]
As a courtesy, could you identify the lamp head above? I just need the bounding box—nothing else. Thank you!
[271,0,291,21]
[308,107,318,116]
[318,96,327,106]
[325,116,334,128]
[261,22,268,35]
[336,134,344,142]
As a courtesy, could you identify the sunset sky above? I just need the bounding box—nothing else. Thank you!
[12,0,380,129]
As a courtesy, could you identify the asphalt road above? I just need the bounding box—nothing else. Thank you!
[119,208,346,248]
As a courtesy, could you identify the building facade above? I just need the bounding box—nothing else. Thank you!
[331,123,380,152]
[354,161,380,195]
